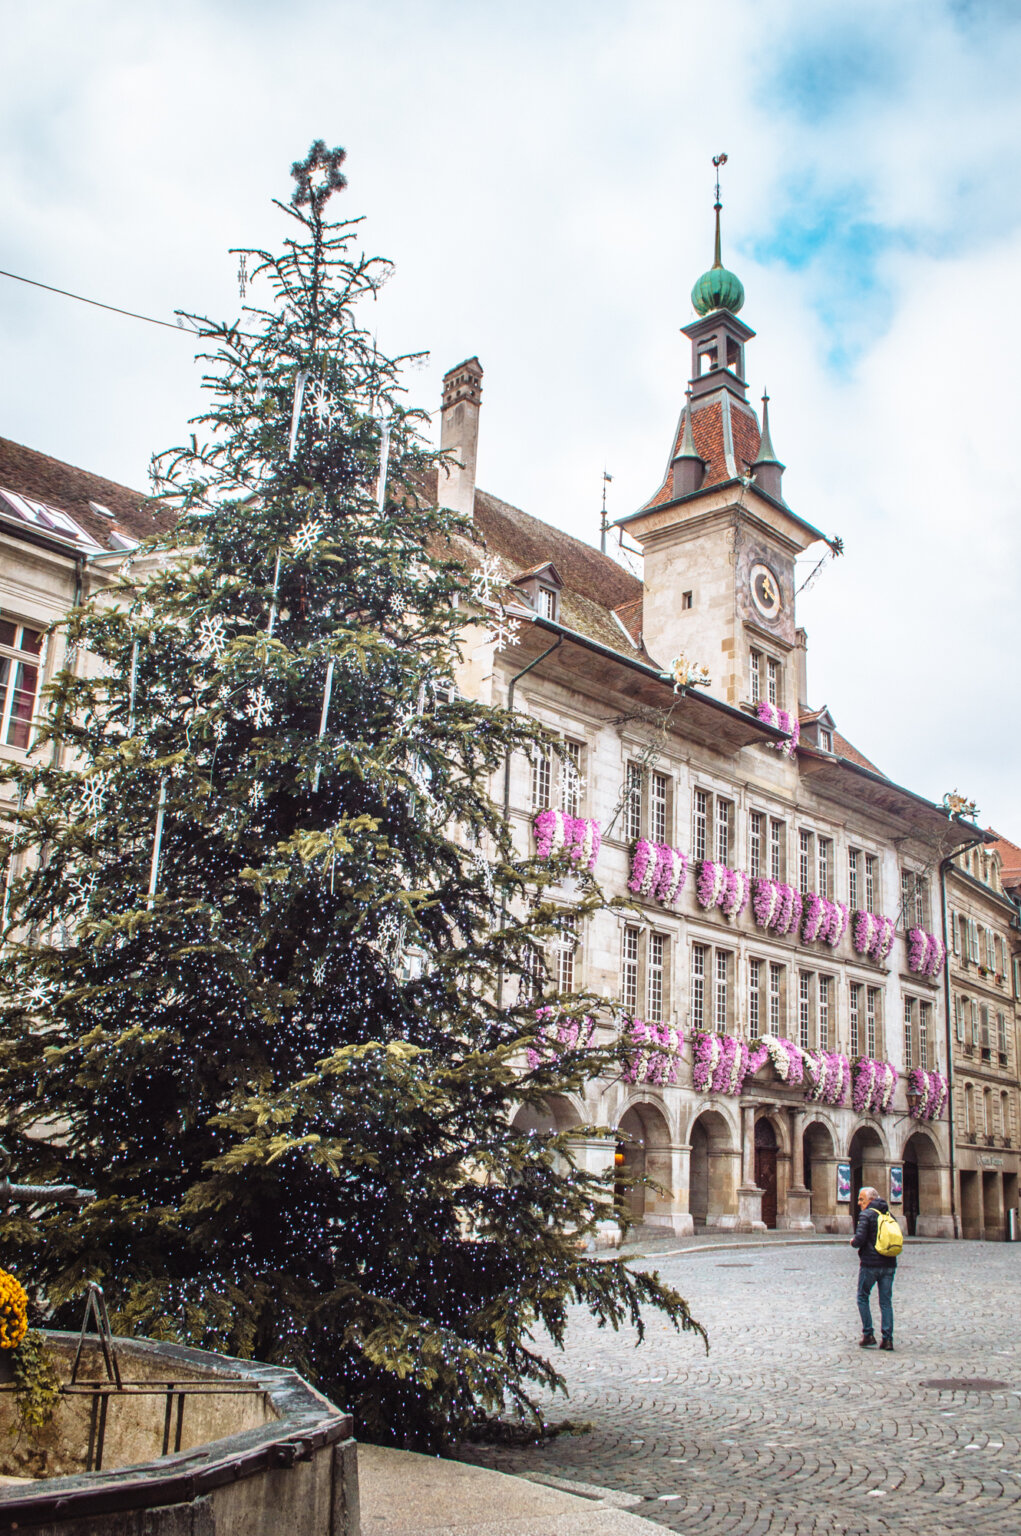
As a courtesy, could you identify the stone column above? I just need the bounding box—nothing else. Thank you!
[736,1102,765,1232]
[570,1135,622,1250]
[781,1107,813,1230]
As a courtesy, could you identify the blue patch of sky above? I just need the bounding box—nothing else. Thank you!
[763,30,902,127]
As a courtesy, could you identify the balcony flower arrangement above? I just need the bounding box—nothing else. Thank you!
[629,840,689,906]
[907,928,946,978]
[803,1050,851,1107]
[533,809,601,871]
[801,893,850,948]
[754,1034,805,1086]
[697,861,750,918]
[851,1057,898,1115]
[906,1067,949,1121]
[756,700,800,759]
[752,877,802,936]
[622,1017,684,1087]
[525,1005,595,1071]
[692,1030,755,1096]
[852,910,896,964]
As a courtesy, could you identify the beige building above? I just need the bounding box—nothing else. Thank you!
[439,217,999,1241]
[947,837,1021,1238]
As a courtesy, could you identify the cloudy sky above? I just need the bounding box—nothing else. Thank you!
[1,0,1018,835]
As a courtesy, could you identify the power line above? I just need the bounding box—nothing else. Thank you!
[0,266,192,333]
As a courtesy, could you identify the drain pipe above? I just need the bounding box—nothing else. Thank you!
[496,635,563,1007]
[939,830,989,1240]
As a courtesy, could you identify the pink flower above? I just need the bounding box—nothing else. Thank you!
[628,839,655,896]
[753,877,780,929]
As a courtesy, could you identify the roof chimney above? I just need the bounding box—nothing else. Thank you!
[437,357,483,517]
[795,626,809,708]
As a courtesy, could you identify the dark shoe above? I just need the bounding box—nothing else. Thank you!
[880,1338,894,1351]
[860,1332,877,1348]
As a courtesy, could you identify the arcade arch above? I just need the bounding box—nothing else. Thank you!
[616,1101,672,1224]
[689,1108,738,1228]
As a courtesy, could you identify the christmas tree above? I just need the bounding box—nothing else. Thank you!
[0,142,702,1449]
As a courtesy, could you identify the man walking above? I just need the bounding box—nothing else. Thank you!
[852,1185,897,1350]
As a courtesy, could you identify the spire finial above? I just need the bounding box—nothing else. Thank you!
[753,387,784,471]
[711,153,728,269]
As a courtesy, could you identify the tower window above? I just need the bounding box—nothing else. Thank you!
[682,591,693,610]
[726,336,743,373]
[750,649,762,704]
[766,658,780,706]
[698,345,718,375]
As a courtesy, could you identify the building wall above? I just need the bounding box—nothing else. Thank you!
[482,644,958,1240]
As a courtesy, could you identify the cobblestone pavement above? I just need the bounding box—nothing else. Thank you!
[460,1240,1021,1535]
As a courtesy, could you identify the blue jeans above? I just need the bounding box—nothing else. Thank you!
[857,1266,895,1339]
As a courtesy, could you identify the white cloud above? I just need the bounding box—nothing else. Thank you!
[0,0,1018,828]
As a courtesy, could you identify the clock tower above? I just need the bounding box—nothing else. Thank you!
[615,171,831,714]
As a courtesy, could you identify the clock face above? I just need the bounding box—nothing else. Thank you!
[750,562,782,620]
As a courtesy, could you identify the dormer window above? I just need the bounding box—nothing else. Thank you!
[537,586,558,621]
[820,728,833,753]
[509,562,564,623]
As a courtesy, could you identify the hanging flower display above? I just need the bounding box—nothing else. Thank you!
[628,840,689,906]
[756,700,800,758]
[0,1269,28,1350]
[532,810,601,871]
[803,1050,852,1106]
[907,928,946,978]
[756,1034,805,1086]
[800,893,850,948]
[851,911,896,964]
[906,1067,949,1120]
[691,1031,759,1095]
[525,1006,595,1071]
[851,1057,898,1115]
[751,878,802,936]
[696,861,750,918]
[622,1018,684,1086]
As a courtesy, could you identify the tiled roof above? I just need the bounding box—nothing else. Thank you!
[833,731,884,777]
[472,490,640,614]
[987,830,1021,888]
[0,436,172,552]
[641,392,762,511]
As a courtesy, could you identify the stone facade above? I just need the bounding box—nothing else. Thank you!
[947,842,1021,1239]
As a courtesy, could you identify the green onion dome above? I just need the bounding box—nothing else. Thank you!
[691,263,745,316]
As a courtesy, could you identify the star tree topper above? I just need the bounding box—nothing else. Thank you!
[290,141,348,213]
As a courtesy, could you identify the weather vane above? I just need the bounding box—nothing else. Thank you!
[712,152,728,210]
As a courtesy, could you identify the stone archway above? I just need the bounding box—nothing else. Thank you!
[689,1108,739,1229]
[754,1117,779,1229]
[803,1119,837,1227]
[848,1125,887,1210]
[616,1101,674,1227]
[902,1130,940,1237]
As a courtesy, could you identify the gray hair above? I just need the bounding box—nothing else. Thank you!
[860,1185,879,1200]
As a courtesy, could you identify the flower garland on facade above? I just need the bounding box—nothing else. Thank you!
[851,910,896,964]
[628,840,689,906]
[756,700,800,758]
[907,928,946,978]
[696,861,750,919]
[754,1034,805,1086]
[0,1269,28,1350]
[532,810,601,871]
[803,1050,851,1106]
[851,1057,898,1115]
[906,1066,949,1121]
[800,892,850,948]
[525,1005,595,1071]
[751,877,803,937]
[622,1018,684,1086]
[692,1030,753,1095]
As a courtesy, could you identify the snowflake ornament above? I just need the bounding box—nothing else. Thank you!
[67,871,97,910]
[306,381,338,429]
[196,615,228,660]
[75,773,109,820]
[486,615,521,654]
[291,516,326,555]
[470,555,503,607]
[247,688,273,729]
[249,779,264,810]
[311,956,326,987]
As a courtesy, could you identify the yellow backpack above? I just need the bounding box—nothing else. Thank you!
[875,1208,903,1257]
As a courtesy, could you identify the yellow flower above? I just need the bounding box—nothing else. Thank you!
[0,1269,29,1350]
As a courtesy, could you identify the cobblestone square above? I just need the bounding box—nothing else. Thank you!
[461,1240,1021,1535]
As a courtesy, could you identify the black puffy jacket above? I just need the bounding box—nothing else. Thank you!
[851,1197,898,1270]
